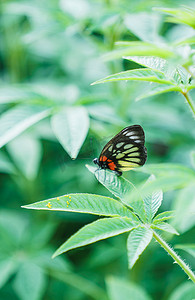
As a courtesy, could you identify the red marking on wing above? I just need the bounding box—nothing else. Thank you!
[100,155,107,162]
[107,159,112,162]
[108,162,116,171]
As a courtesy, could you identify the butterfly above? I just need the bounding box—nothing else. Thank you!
[93,125,147,176]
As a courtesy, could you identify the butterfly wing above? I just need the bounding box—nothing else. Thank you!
[99,125,147,172]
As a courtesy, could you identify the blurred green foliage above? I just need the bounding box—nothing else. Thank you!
[0,0,195,299]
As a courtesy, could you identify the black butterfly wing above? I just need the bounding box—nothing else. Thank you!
[99,125,147,172]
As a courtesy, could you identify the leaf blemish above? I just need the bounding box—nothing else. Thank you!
[46,202,52,209]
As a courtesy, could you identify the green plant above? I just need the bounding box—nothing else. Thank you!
[23,166,195,283]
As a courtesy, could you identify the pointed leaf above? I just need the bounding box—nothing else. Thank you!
[143,175,163,222]
[91,69,176,86]
[0,105,51,148]
[22,193,138,221]
[151,222,179,235]
[153,211,174,223]
[124,56,170,73]
[53,217,138,257]
[51,106,89,159]
[127,227,153,268]
[87,165,146,221]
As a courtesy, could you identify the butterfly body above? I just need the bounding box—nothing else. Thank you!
[93,125,147,176]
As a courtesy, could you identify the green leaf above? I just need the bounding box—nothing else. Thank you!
[139,163,195,192]
[0,86,34,104]
[156,7,195,29]
[7,134,42,180]
[172,184,195,233]
[13,263,46,300]
[51,106,89,159]
[124,12,162,43]
[124,56,170,73]
[22,193,138,221]
[136,84,182,101]
[53,217,138,257]
[127,227,153,268]
[86,165,146,221]
[0,105,51,148]
[143,175,163,222]
[0,259,17,288]
[168,281,195,300]
[104,42,174,61]
[174,244,195,258]
[91,69,177,86]
[106,276,152,300]
[0,151,16,174]
[190,150,195,169]
[153,211,174,223]
[151,222,179,235]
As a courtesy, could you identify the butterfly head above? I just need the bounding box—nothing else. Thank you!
[93,158,99,166]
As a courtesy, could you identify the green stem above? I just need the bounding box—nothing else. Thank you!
[152,229,195,283]
[182,92,195,118]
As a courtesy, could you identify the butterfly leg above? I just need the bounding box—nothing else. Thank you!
[114,170,122,176]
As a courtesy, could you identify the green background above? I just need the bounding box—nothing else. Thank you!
[0,0,195,299]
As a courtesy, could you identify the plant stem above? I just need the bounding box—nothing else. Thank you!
[152,229,195,283]
[182,92,195,118]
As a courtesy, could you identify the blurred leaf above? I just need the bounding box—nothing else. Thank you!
[139,163,195,191]
[0,259,17,289]
[87,104,125,126]
[0,86,34,104]
[7,134,42,180]
[91,69,177,86]
[127,227,153,268]
[104,42,174,61]
[13,263,46,300]
[124,12,162,43]
[151,222,179,235]
[168,281,195,300]
[190,151,195,168]
[22,193,138,220]
[0,151,16,174]
[0,105,51,148]
[0,210,28,247]
[50,270,107,300]
[136,84,181,101]
[106,276,152,300]
[51,106,89,159]
[143,175,163,222]
[153,211,174,223]
[53,217,138,257]
[86,165,146,221]
[175,244,195,258]
[156,7,195,29]
[172,184,195,233]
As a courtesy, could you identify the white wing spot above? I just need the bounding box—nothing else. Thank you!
[108,145,113,152]
[125,131,136,136]
[116,142,125,148]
